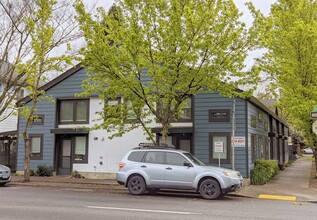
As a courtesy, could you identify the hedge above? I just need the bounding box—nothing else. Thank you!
[251,159,279,185]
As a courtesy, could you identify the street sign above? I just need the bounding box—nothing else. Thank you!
[313,120,317,135]
[311,112,317,119]
[214,142,224,153]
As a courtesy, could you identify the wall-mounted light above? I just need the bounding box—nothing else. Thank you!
[94,137,98,140]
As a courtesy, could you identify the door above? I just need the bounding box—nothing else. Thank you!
[177,137,191,152]
[140,151,165,187]
[58,138,72,175]
[164,152,196,189]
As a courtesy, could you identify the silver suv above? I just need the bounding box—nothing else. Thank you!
[116,143,243,200]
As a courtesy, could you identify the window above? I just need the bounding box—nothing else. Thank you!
[179,97,192,121]
[258,111,263,123]
[251,115,256,128]
[166,152,189,166]
[144,151,164,164]
[104,97,121,118]
[264,118,268,131]
[125,100,141,123]
[74,136,88,163]
[32,114,44,125]
[30,134,43,160]
[128,151,146,162]
[209,109,230,122]
[59,99,89,124]
[209,133,230,163]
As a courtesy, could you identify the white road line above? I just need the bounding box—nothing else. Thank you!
[86,206,202,215]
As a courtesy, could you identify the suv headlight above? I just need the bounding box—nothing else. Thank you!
[223,170,237,178]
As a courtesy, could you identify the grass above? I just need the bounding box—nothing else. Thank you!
[307,156,315,162]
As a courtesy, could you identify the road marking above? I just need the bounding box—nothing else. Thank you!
[258,194,296,201]
[86,206,202,215]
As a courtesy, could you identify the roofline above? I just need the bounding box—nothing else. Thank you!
[17,63,83,106]
[247,96,288,126]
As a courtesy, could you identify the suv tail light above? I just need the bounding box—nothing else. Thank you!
[119,162,126,169]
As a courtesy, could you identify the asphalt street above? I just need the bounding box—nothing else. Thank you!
[1,185,317,220]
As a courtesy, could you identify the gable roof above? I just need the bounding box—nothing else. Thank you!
[17,63,83,106]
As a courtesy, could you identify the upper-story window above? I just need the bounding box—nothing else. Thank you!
[59,99,89,124]
[179,97,192,121]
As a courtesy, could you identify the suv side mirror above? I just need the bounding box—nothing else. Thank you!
[183,161,193,167]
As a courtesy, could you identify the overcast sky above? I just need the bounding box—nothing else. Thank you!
[87,0,277,19]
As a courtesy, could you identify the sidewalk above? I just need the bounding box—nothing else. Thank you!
[235,155,317,202]
[10,155,317,202]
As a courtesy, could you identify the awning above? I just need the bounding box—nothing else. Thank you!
[151,127,193,134]
[50,128,89,134]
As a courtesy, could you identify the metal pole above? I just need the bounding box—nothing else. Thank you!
[232,97,236,170]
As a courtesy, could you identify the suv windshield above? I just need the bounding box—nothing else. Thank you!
[183,153,205,166]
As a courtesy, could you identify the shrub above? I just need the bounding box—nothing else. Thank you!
[251,159,279,185]
[36,165,53,177]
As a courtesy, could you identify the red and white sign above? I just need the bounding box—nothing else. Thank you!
[233,137,246,148]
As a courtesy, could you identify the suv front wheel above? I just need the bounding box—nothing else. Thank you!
[199,179,220,200]
[127,175,147,195]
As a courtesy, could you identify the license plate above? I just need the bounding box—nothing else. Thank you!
[3,174,8,179]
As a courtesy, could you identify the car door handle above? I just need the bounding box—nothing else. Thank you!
[166,167,172,170]
[141,165,147,168]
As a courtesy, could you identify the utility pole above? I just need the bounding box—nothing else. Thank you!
[232,97,236,170]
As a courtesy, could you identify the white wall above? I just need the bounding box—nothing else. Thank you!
[72,97,148,173]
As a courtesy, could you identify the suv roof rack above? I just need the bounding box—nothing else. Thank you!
[133,142,176,149]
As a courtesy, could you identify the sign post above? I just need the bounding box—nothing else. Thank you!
[215,142,224,167]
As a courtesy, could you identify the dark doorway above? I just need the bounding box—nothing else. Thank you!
[58,137,72,175]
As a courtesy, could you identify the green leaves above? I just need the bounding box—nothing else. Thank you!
[75,0,259,140]
[255,0,317,145]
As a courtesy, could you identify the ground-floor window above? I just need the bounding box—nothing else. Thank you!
[209,133,230,163]
[30,134,43,160]
[74,136,88,163]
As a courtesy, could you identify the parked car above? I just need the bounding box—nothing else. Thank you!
[0,164,11,186]
[116,143,243,200]
[302,148,313,154]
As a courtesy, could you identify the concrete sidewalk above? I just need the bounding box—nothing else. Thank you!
[10,155,317,202]
[235,155,317,202]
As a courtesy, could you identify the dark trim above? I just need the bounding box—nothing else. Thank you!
[268,132,276,138]
[152,127,193,134]
[50,128,89,134]
[57,99,90,125]
[32,114,44,125]
[0,130,17,137]
[29,134,44,160]
[17,63,83,106]
[208,109,230,122]
[209,132,230,164]
[250,134,256,164]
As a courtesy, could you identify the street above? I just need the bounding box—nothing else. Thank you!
[1,185,316,220]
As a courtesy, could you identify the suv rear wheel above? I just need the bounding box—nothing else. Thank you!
[127,175,146,195]
[199,179,220,200]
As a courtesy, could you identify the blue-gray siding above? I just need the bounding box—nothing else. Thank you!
[194,93,248,177]
[17,68,87,170]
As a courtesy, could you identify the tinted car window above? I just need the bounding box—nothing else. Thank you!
[144,151,164,164]
[166,152,189,166]
[128,151,146,162]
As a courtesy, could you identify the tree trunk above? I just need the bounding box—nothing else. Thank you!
[23,135,31,182]
[313,147,317,174]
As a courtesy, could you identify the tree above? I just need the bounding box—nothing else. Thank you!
[75,0,260,143]
[0,0,33,122]
[17,0,80,182]
[251,0,317,170]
